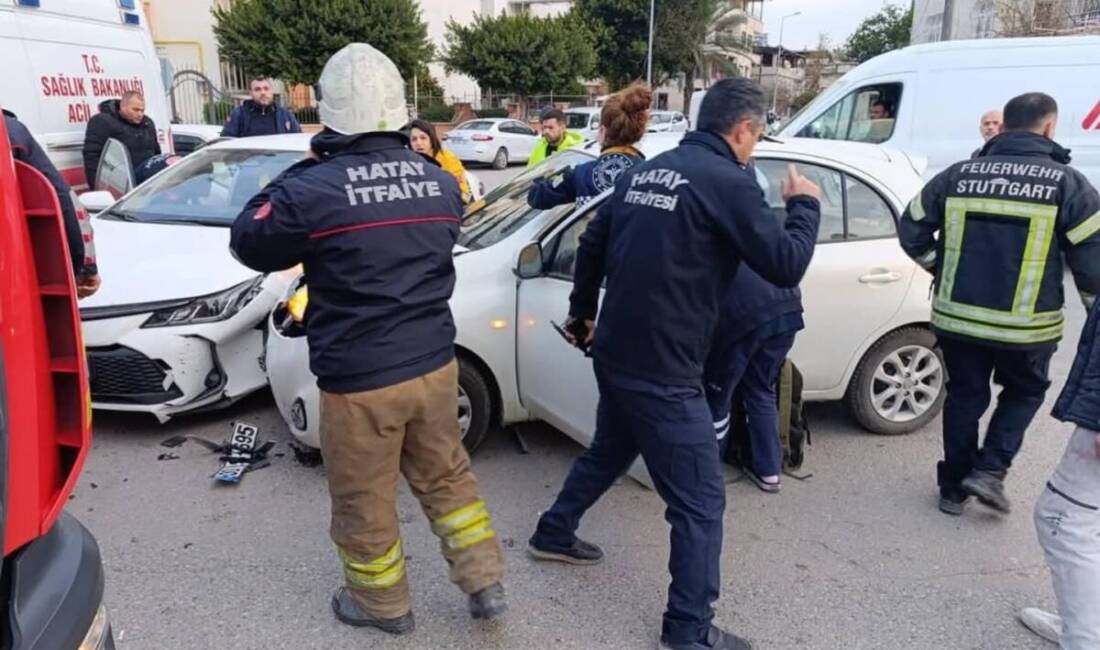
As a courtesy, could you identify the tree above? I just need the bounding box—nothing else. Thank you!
[442,12,596,103]
[844,3,913,63]
[212,0,433,88]
[573,0,719,92]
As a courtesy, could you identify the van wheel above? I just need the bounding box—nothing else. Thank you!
[846,328,945,435]
[491,147,509,170]
[458,359,492,454]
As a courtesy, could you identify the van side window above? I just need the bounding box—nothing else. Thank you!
[797,83,902,144]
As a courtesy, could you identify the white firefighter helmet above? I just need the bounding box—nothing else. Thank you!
[317,43,408,135]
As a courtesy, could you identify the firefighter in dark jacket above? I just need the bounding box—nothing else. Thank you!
[221,77,302,138]
[527,83,652,211]
[229,44,506,634]
[4,110,100,297]
[82,91,160,188]
[899,92,1100,517]
[528,78,822,650]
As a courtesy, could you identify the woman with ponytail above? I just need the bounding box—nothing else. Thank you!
[527,83,652,210]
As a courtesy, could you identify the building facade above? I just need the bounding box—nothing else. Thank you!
[912,0,1100,43]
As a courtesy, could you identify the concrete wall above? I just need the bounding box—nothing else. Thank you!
[145,0,223,82]
[912,0,999,43]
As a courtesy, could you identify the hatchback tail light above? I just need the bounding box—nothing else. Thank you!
[472,134,493,142]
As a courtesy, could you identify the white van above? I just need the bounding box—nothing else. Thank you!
[1,0,171,189]
[564,106,601,140]
[770,36,1100,184]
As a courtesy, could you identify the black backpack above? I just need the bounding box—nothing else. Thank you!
[724,359,811,474]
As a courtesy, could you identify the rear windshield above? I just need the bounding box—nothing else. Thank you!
[456,121,494,131]
[566,113,592,129]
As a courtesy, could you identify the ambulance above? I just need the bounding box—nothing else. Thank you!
[1,0,172,189]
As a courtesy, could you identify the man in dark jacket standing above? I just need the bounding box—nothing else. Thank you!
[705,264,804,493]
[5,110,99,297]
[221,77,302,138]
[528,78,821,650]
[82,91,160,188]
[229,44,505,635]
[899,92,1100,516]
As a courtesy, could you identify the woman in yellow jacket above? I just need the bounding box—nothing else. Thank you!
[406,118,472,203]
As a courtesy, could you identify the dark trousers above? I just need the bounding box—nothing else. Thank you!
[704,331,797,477]
[938,337,1054,492]
[531,364,725,645]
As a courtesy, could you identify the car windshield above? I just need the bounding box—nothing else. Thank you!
[98,147,302,226]
[459,149,593,250]
[456,121,494,131]
[566,113,592,129]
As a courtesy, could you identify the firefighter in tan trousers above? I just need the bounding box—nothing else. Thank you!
[229,43,506,634]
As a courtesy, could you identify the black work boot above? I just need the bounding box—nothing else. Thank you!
[331,588,415,634]
[659,625,753,650]
[938,490,969,516]
[527,535,604,565]
[936,461,969,516]
[961,469,1011,514]
[469,582,507,620]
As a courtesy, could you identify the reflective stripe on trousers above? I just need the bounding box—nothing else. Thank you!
[1034,427,1100,650]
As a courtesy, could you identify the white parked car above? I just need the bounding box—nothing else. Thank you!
[266,135,944,467]
[444,118,540,169]
[648,111,689,133]
[564,107,601,140]
[78,134,314,421]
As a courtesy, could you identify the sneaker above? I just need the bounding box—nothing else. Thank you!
[961,470,1011,513]
[1018,608,1061,644]
[659,625,753,650]
[528,537,604,565]
[469,582,507,620]
[938,491,969,516]
[746,470,781,494]
[331,587,415,634]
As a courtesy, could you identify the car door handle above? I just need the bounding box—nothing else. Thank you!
[859,269,903,284]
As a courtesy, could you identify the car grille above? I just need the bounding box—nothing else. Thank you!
[88,346,183,405]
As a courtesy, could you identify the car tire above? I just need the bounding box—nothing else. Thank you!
[845,327,946,436]
[491,147,508,170]
[458,358,492,454]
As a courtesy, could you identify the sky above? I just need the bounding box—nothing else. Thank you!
[759,0,905,50]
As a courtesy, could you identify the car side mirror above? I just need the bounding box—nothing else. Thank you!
[79,191,115,214]
[515,242,544,279]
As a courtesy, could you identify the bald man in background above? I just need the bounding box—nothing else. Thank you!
[972,109,1003,158]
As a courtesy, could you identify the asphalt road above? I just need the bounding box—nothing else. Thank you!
[76,164,1073,650]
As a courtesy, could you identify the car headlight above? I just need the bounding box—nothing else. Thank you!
[77,603,111,650]
[142,275,265,328]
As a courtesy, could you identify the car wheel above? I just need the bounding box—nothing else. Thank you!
[458,358,492,453]
[491,147,508,170]
[845,327,945,435]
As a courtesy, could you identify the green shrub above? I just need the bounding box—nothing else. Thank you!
[476,107,510,119]
[417,103,454,123]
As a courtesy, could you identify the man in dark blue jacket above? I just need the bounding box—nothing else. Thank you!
[527,78,822,650]
[229,44,505,635]
[705,264,804,493]
[221,77,302,138]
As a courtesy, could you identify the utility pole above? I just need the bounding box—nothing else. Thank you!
[646,0,656,87]
[941,0,956,41]
[772,11,800,113]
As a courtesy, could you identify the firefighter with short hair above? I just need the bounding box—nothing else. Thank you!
[229,43,506,634]
[899,92,1100,517]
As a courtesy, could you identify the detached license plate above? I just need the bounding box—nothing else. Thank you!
[214,422,259,483]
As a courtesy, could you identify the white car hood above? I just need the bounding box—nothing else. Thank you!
[81,217,256,307]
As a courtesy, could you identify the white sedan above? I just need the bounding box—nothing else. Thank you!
[78,134,314,421]
[647,111,690,133]
[266,135,945,468]
[444,118,540,169]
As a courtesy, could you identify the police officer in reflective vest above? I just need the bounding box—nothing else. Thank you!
[229,44,506,633]
[529,78,822,650]
[899,92,1100,516]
